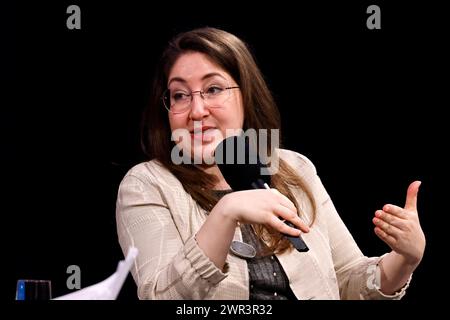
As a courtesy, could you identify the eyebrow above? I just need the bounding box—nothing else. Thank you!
[167,72,227,87]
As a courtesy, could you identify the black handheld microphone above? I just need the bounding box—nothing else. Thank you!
[214,135,309,252]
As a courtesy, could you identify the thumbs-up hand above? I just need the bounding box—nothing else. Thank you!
[372,181,426,267]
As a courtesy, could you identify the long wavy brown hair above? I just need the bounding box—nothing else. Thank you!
[141,27,316,254]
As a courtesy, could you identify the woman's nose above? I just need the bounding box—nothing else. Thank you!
[189,93,210,120]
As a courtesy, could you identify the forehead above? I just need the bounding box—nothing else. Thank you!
[168,52,230,85]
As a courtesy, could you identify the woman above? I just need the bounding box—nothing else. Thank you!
[116,27,425,300]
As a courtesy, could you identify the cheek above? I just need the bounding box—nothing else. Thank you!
[233,94,245,127]
[168,113,186,131]
[236,103,244,127]
[169,113,192,148]
[212,113,243,141]
[218,96,244,128]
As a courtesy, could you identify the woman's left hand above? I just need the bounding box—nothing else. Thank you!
[372,181,426,267]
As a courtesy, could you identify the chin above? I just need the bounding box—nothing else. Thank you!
[191,144,217,165]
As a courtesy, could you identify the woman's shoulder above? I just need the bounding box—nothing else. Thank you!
[278,149,331,207]
[121,159,182,189]
[125,159,164,176]
[277,149,317,175]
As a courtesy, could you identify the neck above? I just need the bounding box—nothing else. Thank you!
[200,164,231,190]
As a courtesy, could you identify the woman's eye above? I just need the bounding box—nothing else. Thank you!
[172,92,189,101]
[205,86,224,95]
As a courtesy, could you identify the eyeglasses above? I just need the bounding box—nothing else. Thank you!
[162,84,240,114]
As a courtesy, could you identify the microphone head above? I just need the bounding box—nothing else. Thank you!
[214,135,270,191]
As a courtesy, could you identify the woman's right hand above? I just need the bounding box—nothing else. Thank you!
[218,189,310,236]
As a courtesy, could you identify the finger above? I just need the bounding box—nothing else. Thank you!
[372,217,402,238]
[270,215,301,237]
[375,210,408,231]
[374,227,397,248]
[273,205,309,233]
[274,205,309,232]
[270,188,297,213]
[381,204,409,219]
[293,217,310,233]
[405,181,421,211]
[269,189,308,231]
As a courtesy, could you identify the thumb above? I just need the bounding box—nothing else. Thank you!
[405,180,421,211]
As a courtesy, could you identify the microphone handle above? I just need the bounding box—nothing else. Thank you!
[284,222,309,252]
[260,181,309,252]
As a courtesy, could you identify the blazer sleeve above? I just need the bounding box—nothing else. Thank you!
[291,152,411,300]
[116,173,228,299]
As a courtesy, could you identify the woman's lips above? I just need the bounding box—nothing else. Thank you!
[190,128,217,142]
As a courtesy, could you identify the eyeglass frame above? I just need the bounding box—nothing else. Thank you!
[162,86,240,114]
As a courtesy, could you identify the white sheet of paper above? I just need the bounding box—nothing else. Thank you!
[53,247,138,300]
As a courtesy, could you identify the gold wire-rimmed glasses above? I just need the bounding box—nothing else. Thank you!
[162,83,240,114]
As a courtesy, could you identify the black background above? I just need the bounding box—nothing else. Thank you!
[4,0,448,309]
